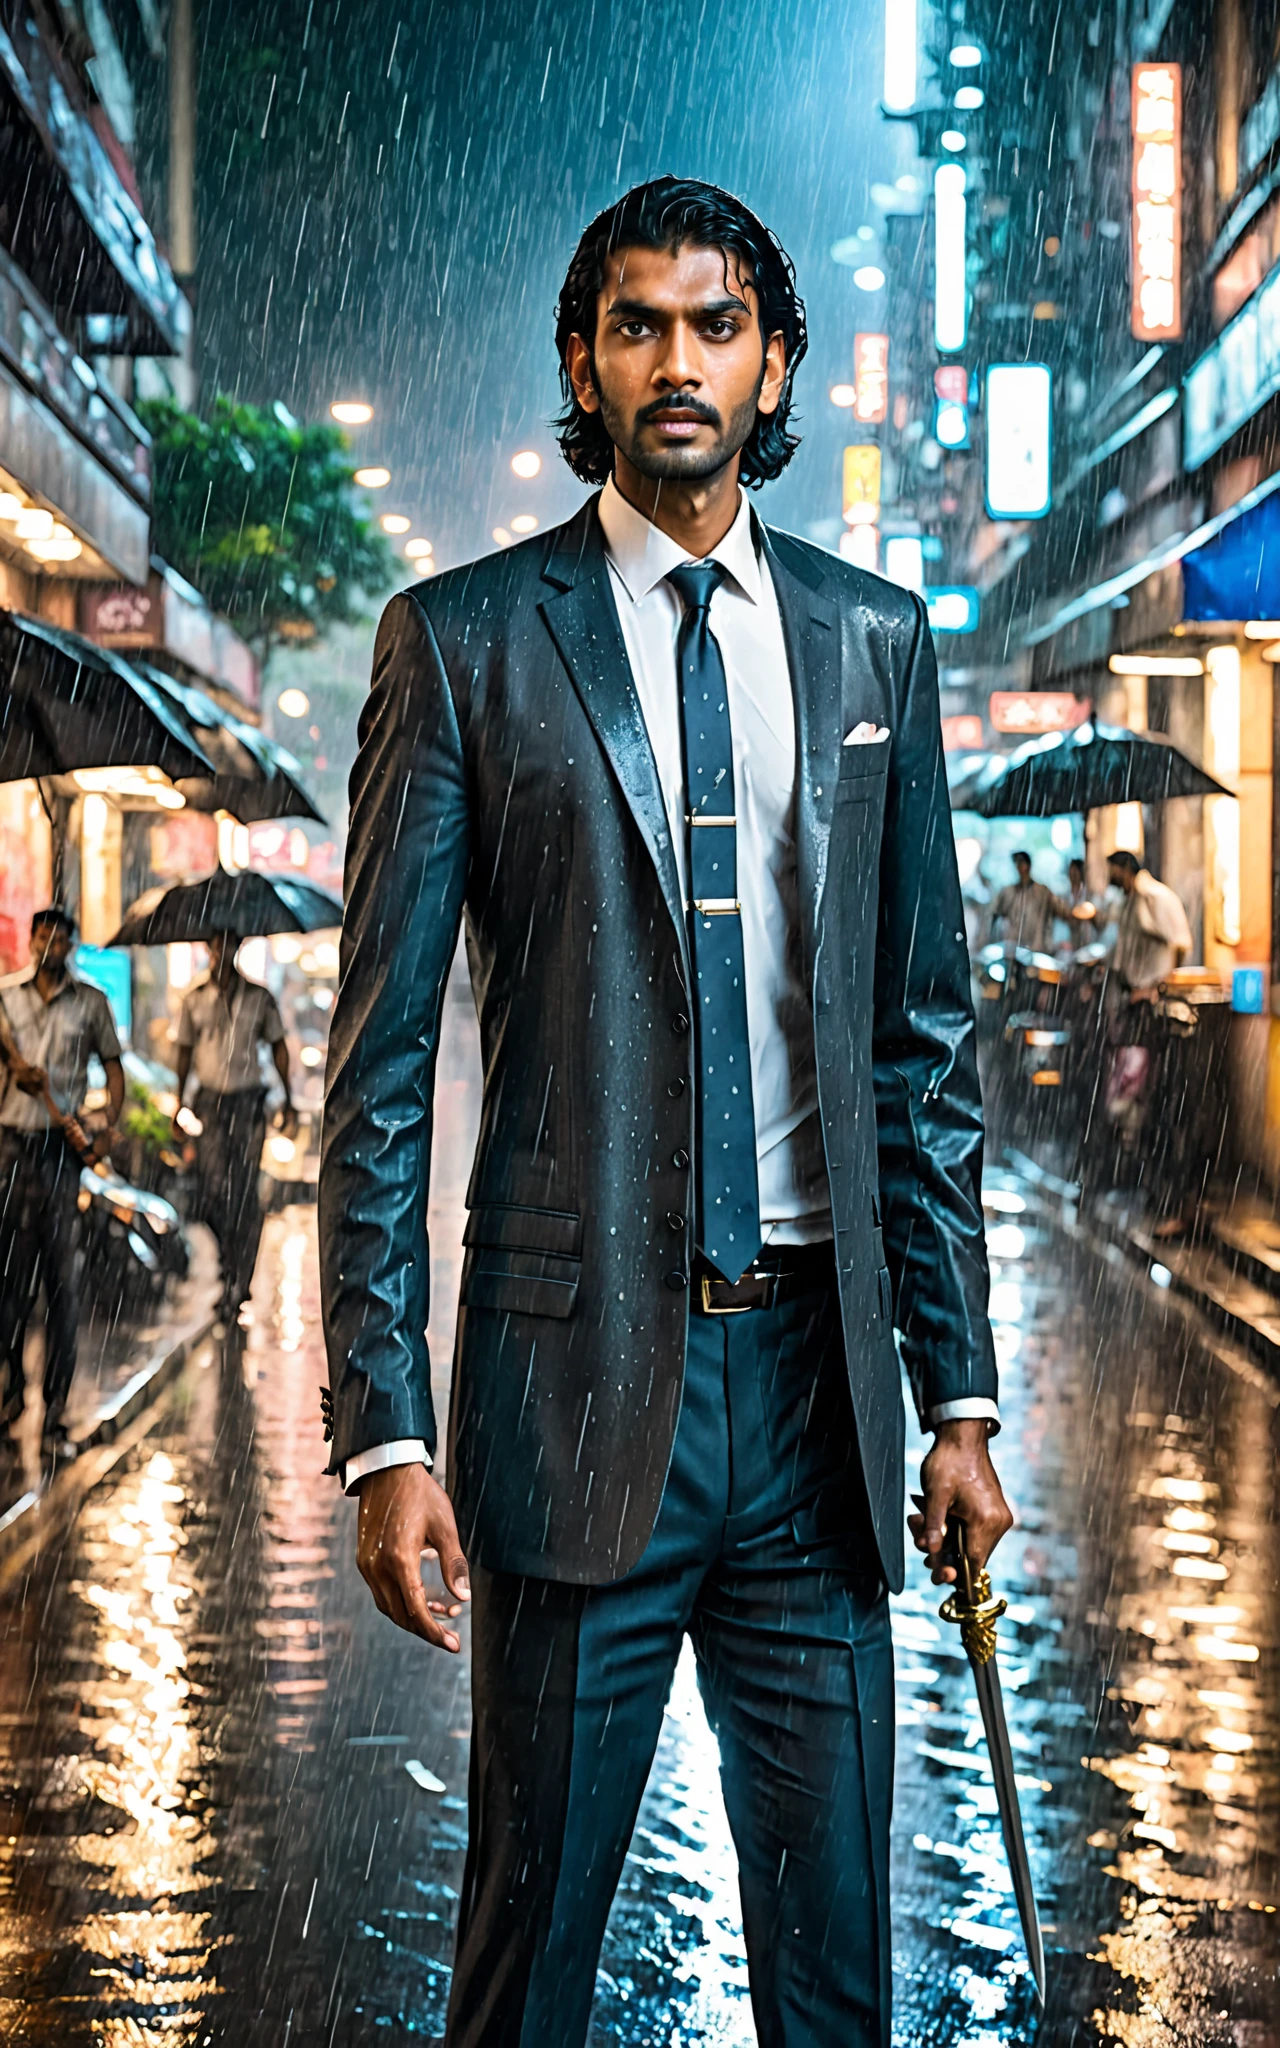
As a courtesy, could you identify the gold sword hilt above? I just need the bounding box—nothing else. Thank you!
[939,1515,1007,1665]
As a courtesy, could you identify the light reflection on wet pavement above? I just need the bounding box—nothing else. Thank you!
[0,1147,1277,2037]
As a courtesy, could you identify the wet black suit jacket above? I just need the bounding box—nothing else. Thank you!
[319,496,996,1592]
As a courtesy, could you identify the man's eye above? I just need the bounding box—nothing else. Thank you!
[618,321,649,338]
[703,320,738,339]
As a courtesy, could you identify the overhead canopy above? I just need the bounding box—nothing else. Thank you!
[0,19,189,353]
[1181,490,1280,623]
[0,608,212,785]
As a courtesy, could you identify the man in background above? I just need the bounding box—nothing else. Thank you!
[987,848,1072,955]
[1107,850,1193,996]
[0,907,123,1460]
[172,930,296,1324]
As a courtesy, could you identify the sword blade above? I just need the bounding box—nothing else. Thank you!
[970,1649,1046,2005]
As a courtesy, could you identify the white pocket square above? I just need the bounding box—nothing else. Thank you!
[843,722,891,745]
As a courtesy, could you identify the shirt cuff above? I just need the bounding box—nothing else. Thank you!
[926,1398,1001,1433]
[342,1439,433,1494]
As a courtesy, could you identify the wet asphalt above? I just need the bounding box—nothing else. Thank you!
[0,999,1277,2042]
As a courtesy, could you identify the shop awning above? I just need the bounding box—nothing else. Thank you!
[1024,467,1280,646]
[1181,490,1280,622]
[0,22,189,354]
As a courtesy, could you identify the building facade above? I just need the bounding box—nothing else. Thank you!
[867,0,1280,1182]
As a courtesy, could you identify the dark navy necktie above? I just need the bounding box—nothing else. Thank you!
[668,562,762,1282]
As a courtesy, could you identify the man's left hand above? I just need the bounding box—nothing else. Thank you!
[279,1103,299,1139]
[910,1418,1013,1585]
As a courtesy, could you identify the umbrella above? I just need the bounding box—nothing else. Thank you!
[0,609,214,784]
[139,664,325,824]
[949,722,1231,818]
[108,868,343,946]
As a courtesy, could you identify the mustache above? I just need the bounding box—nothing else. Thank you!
[635,391,722,429]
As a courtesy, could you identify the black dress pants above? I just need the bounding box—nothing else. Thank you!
[445,1274,894,2048]
[191,1086,267,1311]
[0,1127,82,1428]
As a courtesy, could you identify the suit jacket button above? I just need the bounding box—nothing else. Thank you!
[673,1148,690,1169]
[666,1076,686,1097]
[665,1269,688,1290]
[671,1012,690,1035]
[666,1211,685,1232]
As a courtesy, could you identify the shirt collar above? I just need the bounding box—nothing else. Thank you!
[11,964,77,1001]
[598,476,763,607]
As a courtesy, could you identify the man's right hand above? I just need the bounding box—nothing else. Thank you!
[356,1463,471,1653]
[14,1061,46,1097]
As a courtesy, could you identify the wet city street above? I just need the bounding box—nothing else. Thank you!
[0,984,1274,2046]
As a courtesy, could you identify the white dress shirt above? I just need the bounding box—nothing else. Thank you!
[177,974,285,1092]
[343,484,996,1491]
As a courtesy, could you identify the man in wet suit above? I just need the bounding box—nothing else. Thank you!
[321,177,1011,2047]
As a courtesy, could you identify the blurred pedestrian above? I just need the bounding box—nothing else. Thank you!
[172,931,296,1324]
[1106,850,1192,996]
[0,908,123,1460]
[987,848,1072,954]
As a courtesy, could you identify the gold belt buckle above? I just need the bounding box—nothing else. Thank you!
[700,1270,756,1315]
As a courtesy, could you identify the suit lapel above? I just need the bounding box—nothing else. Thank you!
[539,501,690,982]
[760,524,844,976]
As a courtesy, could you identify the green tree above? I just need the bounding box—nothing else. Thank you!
[138,395,394,657]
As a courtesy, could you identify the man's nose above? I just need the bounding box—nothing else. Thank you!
[654,322,700,391]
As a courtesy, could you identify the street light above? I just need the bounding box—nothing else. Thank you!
[940,130,967,152]
[331,400,373,425]
[405,538,433,559]
[381,513,411,533]
[511,450,541,479]
[353,466,391,489]
[954,86,984,109]
[830,383,857,408]
[509,513,538,534]
[852,265,886,291]
[949,42,982,66]
[277,689,310,718]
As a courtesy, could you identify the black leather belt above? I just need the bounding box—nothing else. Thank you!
[691,1241,836,1315]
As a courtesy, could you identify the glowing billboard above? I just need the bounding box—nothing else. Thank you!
[984,364,1053,520]
[1131,63,1182,342]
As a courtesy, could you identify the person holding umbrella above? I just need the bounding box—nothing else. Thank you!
[0,907,124,1460]
[172,930,297,1325]
[109,868,340,1325]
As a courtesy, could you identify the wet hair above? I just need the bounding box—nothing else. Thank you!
[30,906,74,937]
[553,176,808,488]
[1013,849,1032,866]
[1108,850,1140,876]
[1069,857,1085,874]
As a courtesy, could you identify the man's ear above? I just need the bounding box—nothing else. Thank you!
[564,334,601,415]
[756,330,787,419]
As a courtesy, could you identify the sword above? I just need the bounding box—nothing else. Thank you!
[939,1515,1046,2006]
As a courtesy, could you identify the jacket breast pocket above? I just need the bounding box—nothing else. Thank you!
[461,1203,581,1319]
[836,745,891,792]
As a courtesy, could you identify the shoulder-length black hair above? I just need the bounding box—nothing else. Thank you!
[553,176,808,489]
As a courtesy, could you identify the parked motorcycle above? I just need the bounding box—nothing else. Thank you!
[77,1159,190,1315]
